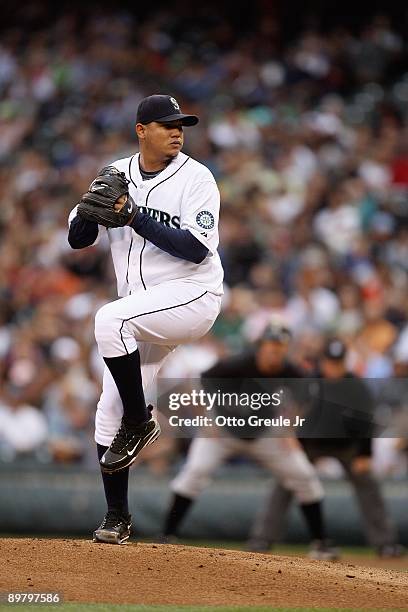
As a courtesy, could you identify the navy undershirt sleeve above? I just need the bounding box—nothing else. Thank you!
[131,213,209,264]
[68,214,99,249]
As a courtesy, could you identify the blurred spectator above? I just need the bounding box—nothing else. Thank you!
[0,2,407,475]
[0,396,48,460]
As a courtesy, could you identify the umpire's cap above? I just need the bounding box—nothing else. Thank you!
[136,95,199,126]
[260,322,292,344]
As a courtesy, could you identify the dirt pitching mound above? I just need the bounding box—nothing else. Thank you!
[0,538,406,608]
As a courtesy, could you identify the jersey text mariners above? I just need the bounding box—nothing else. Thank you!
[69,152,224,297]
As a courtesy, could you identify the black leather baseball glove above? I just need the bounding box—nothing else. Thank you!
[78,166,137,228]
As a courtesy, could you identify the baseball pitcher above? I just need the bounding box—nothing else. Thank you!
[68,94,223,544]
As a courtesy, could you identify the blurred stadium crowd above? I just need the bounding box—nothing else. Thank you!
[0,2,407,476]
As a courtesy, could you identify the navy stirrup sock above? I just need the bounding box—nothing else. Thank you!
[300,501,325,541]
[103,349,149,426]
[163,493,194,536]
[97,444,130,516]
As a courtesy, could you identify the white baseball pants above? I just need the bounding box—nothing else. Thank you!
[171,436,324,504]
[94,281,221,446]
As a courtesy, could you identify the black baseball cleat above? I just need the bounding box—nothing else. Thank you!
[246,538,272,553]
[156,534,180,545]
[308,539,340,561]
[93,511,132,545]
[100,412,161,473]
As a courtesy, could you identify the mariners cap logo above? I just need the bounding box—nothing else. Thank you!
[170,97,180,111]
[136,94,199,126]
[196,210,214,230]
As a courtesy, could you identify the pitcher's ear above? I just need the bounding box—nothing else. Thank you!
[136,123,146,139]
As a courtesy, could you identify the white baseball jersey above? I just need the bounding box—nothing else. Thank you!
[69,151,224,298]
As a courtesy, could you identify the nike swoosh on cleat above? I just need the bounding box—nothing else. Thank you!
[126,427,159,456]
[127,442,141,456]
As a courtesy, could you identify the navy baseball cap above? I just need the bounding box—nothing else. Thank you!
[136,95,199,126]
[323,338,346,361]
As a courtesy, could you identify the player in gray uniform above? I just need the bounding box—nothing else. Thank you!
[161,324,339,560]
[68,94,223,544]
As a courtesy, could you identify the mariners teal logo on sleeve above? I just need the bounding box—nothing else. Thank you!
[196,210,214,230]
